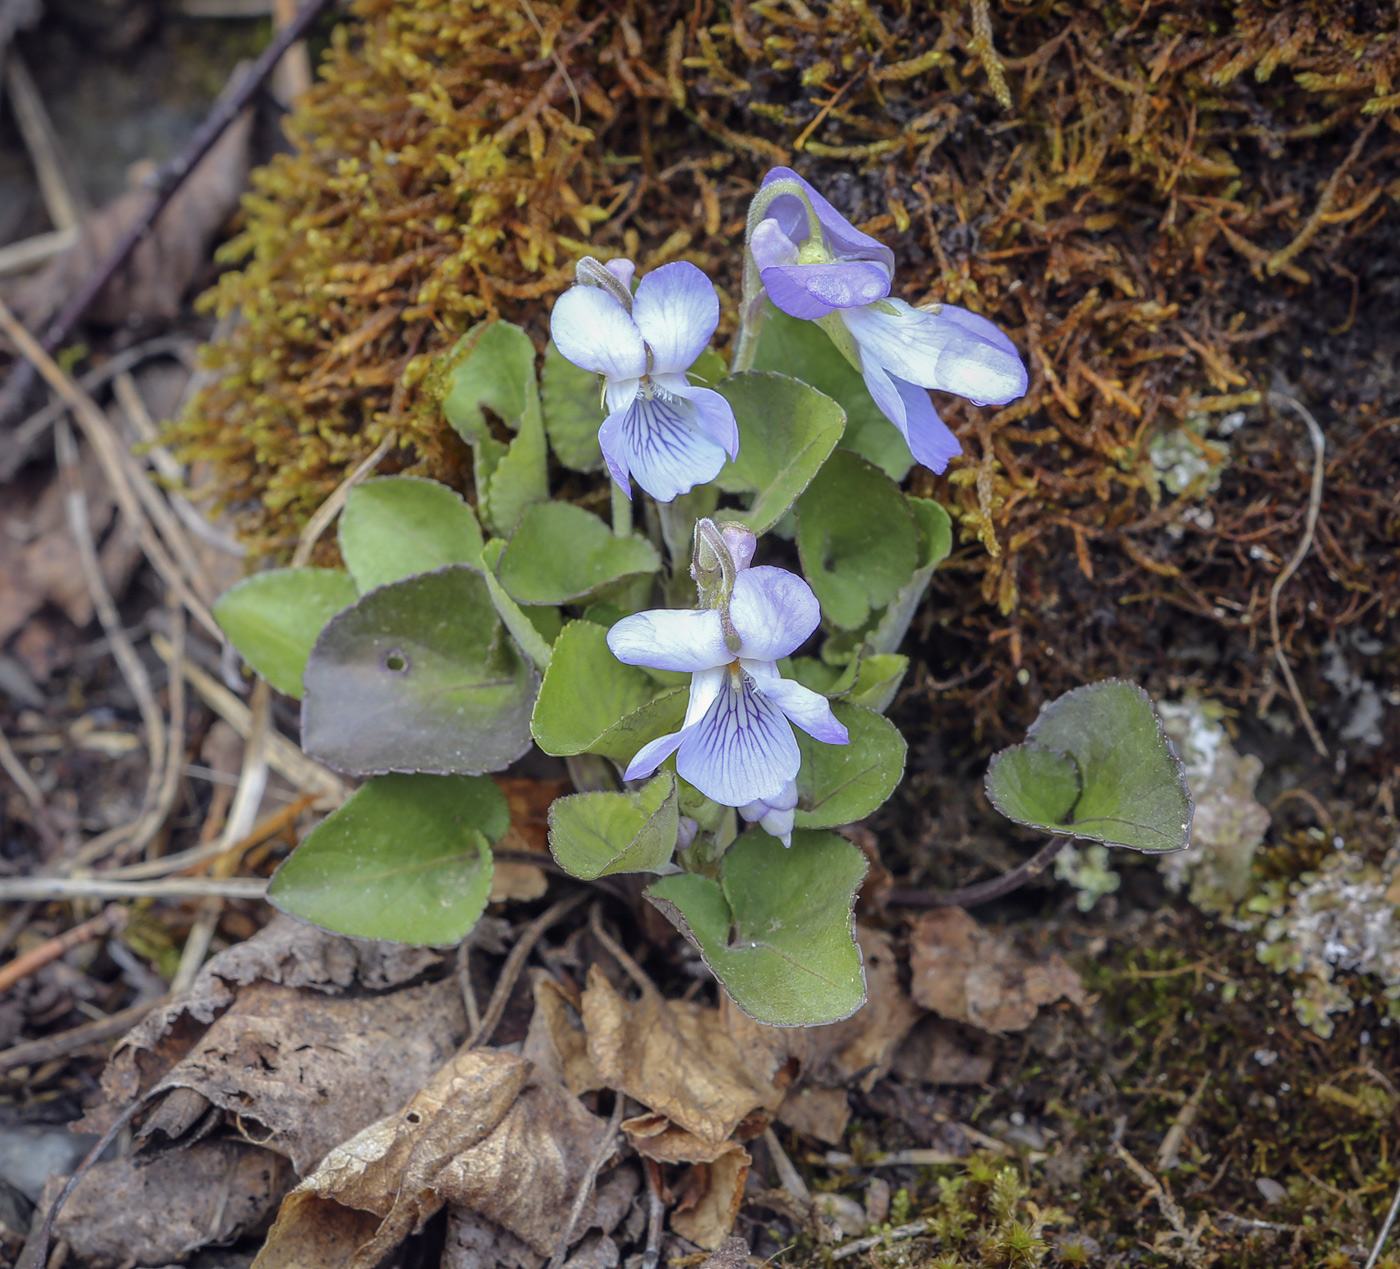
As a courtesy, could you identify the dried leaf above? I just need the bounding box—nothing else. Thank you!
[444,1209,545,1269]
[890,1016,997,1086]
[582,967,783,1149]
[775,1086,851,1145]
[620,1113,739,1165]
[491,777,569,901]
[37,1141,293,1269]
[908,908,1086,1034]
[523,972,603,1097]
[671,1145,751,1251]
[11,104,252,328]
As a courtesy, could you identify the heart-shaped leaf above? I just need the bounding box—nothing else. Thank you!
[268,774,504,944]
[786,652,909,714]
[647,828,867,1025]
[985,679,1193,852]
[752,302,913,481]
[530,620,687,763]
[213,567,358,698]
[302,565,538,776]
[866,496,953,655]
[795,448,919,630]
[713,371,845,535]
[339,476,484,593]
[541,340,603,472]
[497,503,660,605]
[794,700,906,829]
[548,771,679,879]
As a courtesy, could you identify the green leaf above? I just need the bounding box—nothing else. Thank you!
[689,348,728,387]
[795,448,919,630]
[713,372,845,535]
[548,771,679,879]
[338,477,484,593]
[646,828,867,1025]
[268,774,504,945]
[213,568,357,699]
[442,321,537,444]
[984,679,1194,852]
[497,503,660,605]
[541,340,604,472]
[785,652,908,714]
[302,565,538,776]
[752,303,913,481]
[441,321,548,536]
[866,496,953,655]
[794,700,906,829]
[531,621,687,763]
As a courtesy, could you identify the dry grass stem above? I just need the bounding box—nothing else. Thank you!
[0,876,268,900]
[0,904,127,994]
[545,1093,626,1269]
[289,428,397,569]
[0,719,59,852]
[4,51,86,231]
[831,1220,930,1262]
[0,993,171,1073]
[0,226,78,278]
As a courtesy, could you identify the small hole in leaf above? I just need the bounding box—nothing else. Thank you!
[405,1110,423,1125]
[383,649,410,674]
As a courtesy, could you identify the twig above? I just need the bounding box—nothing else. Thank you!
[0,0,338,427]
[1113,1140,1206,1261]
[151,632,348,805]
[0,334,195,484]
[0,226,78,279]
[0,904,127,994]
[764,1126,810,1201]
[0,299,221,639]
[457,942,481,1034]
[4,51,87,232]
[1267,120,1378,277]
[824,1148,963,1168]
[0,993,170,1073]
[884,836,1071,909]
[641,1157,665,1269]
[1365,1179,1400,1269]
[546,1093,626,1269]
[1265,391,1328,758]
[831,1221,930,1262]
[588,902,661,998]
[468,892,588,1048]
[0,877,268,900]
[289,429,397,568]
[54,417,167,819]
[1156,1073,1208,1170]
[0,718,61,853]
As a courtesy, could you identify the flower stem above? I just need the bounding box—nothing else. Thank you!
[610,477,633,538]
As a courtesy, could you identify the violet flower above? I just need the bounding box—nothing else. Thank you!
[747,167,1029,473]
[607,521,847,814]
[739,780,799,848]
[550,257,739,502]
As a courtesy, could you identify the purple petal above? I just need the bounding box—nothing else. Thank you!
[631,262,719,376]
[860,362,963,474]
[749,218,800,271]
[840,300,1028,406]
[663,379,739,459]
[610,391,730,503]
[676,669,799,806]
[758,677,850,745]
[760,167,896,271]
[550,286,646,381]
[729,567,821,661]
[682,666,726,727]
[596,407,634,491]
[624,728,685,782]
[757,806,794,846]
[720,523,756,572]
[604,258,636,290]
[608,609,728,673]
[760,260,891,320]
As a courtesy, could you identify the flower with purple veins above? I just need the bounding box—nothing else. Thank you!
[607,521,847,815]
[746,167,1029,474]
[550,257,739,503]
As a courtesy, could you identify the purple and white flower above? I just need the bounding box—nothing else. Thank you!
[747,167,1029,473]
[740,779,799,848]
[607,561,847,812]
[550,258,739,503]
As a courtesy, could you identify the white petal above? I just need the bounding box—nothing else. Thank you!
[758,676,849,745]
[631,262,719,375]
[550,286,647,382]
[611,391,729,503]
[608,609,728,672]
[683,666,727,728]
[676,669,799,807]
[729,567,821,661]
[624,728,686,782]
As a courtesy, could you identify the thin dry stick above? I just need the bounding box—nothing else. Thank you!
[0,904,127,994]
[0,226,77,278]
[884,836,1070,909]
[0,0,338,426]
[289,429,398,568]
[54,417,167,810]
[0,993,171,1073]
[1267,119,1378,277]
[1265,391,1328,758]
[1156,1073,1209,1171]
[588,902,660,998]
[150,631,347,804]
[0,299,220,639]
[545,1093,626,1269]
[468,892,588,1048]
[641,1159,665,1269]
[1365,1180,1400,1269]
[0,876,268,901]
[763,1125,810,1201]
[831,1221,931,1262]
[457,942,482,1034]
[4,51,87,231]
[0,719,60,853]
